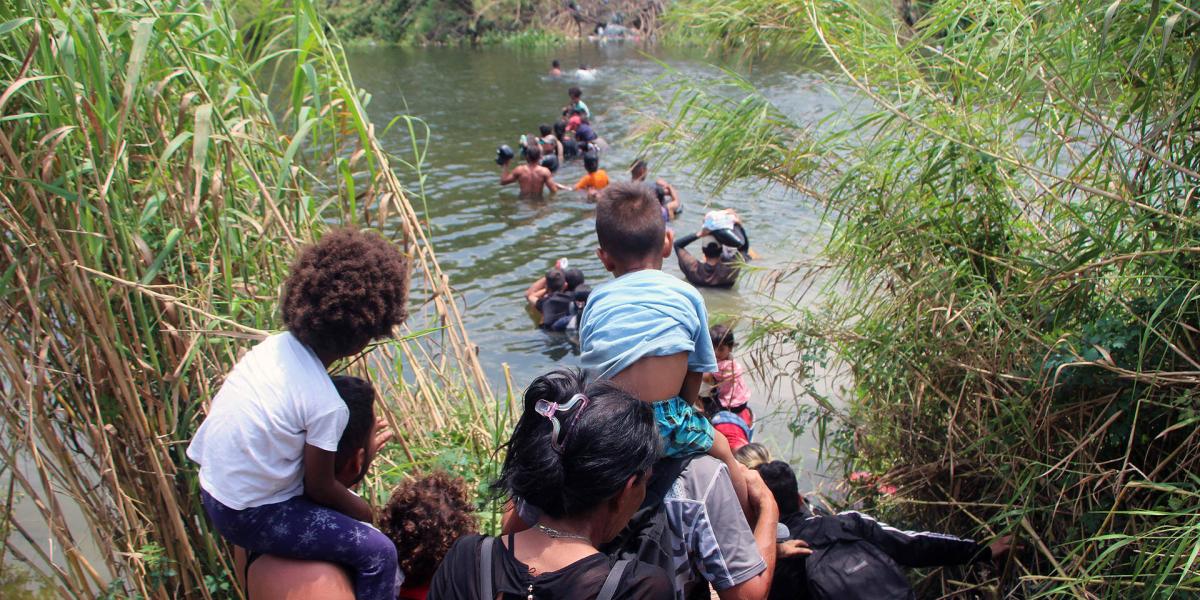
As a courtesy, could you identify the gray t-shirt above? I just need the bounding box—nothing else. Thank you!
[664,456,766,598]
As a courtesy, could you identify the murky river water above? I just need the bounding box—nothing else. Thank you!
[346,42,849,486]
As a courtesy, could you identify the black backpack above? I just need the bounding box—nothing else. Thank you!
[795,516,914,600]
[599,457,693,586]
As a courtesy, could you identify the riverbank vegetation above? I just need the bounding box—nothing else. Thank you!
[644,0,1198,597]
[236,0,663,46]
[0,0,499,597]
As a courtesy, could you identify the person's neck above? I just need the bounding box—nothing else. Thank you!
[314,348,339,368]
[535,514,602,547]
[611,258,662,278]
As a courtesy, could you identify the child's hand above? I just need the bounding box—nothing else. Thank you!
[371,418,394,455]
[778,539,812,558]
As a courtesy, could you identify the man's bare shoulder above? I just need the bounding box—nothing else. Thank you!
[247,556,354,599]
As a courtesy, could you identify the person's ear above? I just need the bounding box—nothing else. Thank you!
[596,247,616,273]
[662,229,675,258]
[337,447,366,487]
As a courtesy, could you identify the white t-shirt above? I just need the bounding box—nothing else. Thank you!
[187,332,348,510]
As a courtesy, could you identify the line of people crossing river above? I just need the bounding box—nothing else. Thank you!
[187,69,1013,600]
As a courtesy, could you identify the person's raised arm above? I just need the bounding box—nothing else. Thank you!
[302,445,373,522]
[555,138,564,163]
[500,162,518,185]
[718,468,778,600]
[673,229,701,250]
[525,277,548,307]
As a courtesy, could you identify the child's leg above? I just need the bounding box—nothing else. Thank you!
[708,433,750,515]
[653,396,716,458]
[201,491,398,600]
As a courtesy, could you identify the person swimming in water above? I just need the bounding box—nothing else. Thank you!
[630,159,681,220]
[549,59,562,77]
[499,144,569,197]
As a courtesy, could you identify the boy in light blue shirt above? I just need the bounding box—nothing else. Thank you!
[580,182,747,509]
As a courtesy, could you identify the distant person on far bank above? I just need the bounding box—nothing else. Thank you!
[549,59,562,77]
[499,144,569,197]
[674,213,752,288]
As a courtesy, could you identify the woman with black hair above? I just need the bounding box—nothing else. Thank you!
[428,369,672,600]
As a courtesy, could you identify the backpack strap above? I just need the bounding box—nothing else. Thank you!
[643,456,693,509]
[711,411,752,440]
[596,559,631,600]
[479,537,495,600]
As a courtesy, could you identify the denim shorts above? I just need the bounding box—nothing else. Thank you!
[653,396,715,458]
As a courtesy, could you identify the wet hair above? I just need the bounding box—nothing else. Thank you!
[524,144,542,163]
[331,375,376,478]
[595,182,666,263]
[545,268,566,292]
[379,472,478,586]
[734,442,772,469]
[573,284,591,305]
[630,159,647,180]
[281,227,409,360]
[702,241,723,259]
[568,86,582,99]
[583,153,600,173]
[539,124,552,137]
[710,324,736,350]
[493,369,660,519]
[552,59,560,68]
[564,268,584,291]
[553,120,567,139]
[756,461,801,516]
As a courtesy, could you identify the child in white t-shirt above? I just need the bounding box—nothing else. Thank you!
[187,227,409,600]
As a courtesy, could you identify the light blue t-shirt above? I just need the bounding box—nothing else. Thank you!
[579,269,718,379]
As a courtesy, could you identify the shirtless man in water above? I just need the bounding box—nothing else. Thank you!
[500,145,568,197]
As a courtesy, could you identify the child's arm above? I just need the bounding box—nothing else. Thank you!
[709,433,750,515]
[303,444,373,522]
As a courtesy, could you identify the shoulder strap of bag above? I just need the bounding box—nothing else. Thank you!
[596,559,631,600]
[479,536,495,600]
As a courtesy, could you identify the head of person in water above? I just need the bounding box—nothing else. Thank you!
[523,143,542,165]
[553,119,568,140]
[564,268,585,291]
[583,152,600,174]
[573,284,591,310]
[331,375,378,485]
[545,268,568,293]
[552,59,560,69]
[595,182,671,274]
[568,86,583,101]
[702,241,724,261]
[493,369,659,535]
[282,228,409,364]
[630,159,648,182]
[379,472,478,590]
[734,442,772,469]
[539,124,553,138]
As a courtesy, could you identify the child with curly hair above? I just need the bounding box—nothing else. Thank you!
[188,227,409,600]
[379,473,479,600]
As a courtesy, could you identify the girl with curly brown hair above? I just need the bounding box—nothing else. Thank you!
[380,473,480,600]
[188,228,409,600]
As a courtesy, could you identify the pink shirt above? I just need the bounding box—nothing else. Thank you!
[712,358,750,409]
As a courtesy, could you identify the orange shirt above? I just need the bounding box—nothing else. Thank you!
[575,169,609,191]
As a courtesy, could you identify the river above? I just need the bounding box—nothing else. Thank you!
[346,42,849,488]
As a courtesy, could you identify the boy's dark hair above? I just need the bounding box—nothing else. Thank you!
[281,228,409,360]
[524,144,542,163]
[331,375,376,478]
[545,268,566,292]
[564,268,584,290]
[583,153,600,173]
[379,472,478,586]
[573,284,591,304]
[702,241,723,259]
[493,369,660,519]
[568,86,582,99]
[552,59,560,68]
[710,324,736,349]
[539,123,552,137]
[553,120,567,139]
[595,182,666,262]
[756,460,801,516]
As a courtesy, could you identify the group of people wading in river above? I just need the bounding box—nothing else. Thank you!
[188,78,1013,600]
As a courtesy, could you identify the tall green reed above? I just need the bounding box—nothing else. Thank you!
[0,0,496,597]
[641,0,1199,597]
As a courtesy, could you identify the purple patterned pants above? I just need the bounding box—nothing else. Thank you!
[201,489,399,600]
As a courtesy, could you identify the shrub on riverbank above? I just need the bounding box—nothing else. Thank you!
[646,0,1199,597]
[0,0,496,596]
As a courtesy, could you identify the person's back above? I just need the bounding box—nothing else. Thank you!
[500,145,565,197]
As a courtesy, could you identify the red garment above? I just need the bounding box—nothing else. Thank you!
[715,422,750,451]
[399,583,430,600]
[566,114,583,131]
